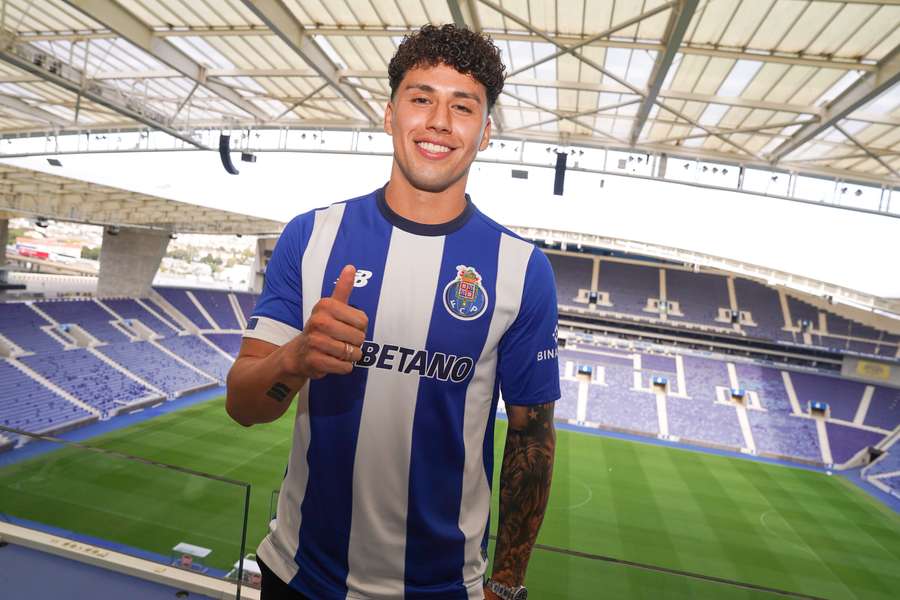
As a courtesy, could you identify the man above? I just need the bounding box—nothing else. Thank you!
[226,24,558,600]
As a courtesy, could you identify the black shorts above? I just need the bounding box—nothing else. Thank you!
[258,557,311,600]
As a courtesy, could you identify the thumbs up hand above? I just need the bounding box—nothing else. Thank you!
[282,265,369,380]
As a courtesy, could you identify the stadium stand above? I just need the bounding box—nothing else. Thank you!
[733,278,788,341]
[34,299,129,343]
[204,333,242,358]
[154,287,213,329]
[96,341,215,398]
[827,423,885,465]
[863,386,900,431]
[545,253,592,305]
[19,349,152,416]
[556,379,579,421]
[0,359,96,434]
[599,260,658,317]
[99,298,178,336]
[665,269,729,326]
[1,263,896,471]
[790,372,866,422]
[0,303,65,353]
[745,411,821,463]
[232,292,258,325]
[867,448,900,478]
[669,355,745,449]
[786,296,818,331]
[734,363,793,413]
[190,289,241,330]
[157,335,233,382]
[586,366,659,435]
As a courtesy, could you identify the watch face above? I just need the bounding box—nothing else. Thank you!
[513,589,528,600]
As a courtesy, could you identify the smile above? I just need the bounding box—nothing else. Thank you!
[416,141,453,157]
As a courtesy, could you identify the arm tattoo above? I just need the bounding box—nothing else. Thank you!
[265,382,291,403]
[492,401,556,586]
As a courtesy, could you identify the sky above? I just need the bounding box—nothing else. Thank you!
[2,150,898,299]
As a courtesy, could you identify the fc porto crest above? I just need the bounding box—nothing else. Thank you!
[443,265,489,321]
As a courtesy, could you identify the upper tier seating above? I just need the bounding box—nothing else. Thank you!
[0,359,95,434]
[599,261,658,317]
[100,298,177,336]
[20,349,151,415]
[733,278,789,342]
[666,269,730,326]
[787,296,819,329]
[190,289,241,330]
[154,288,212,329]
[157,335,233,381]
[545,253,592,305]
[0,303,62,353]
[97,341,215,397]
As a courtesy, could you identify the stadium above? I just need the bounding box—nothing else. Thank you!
[0,0,898,599]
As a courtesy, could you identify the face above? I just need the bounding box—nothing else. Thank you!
[384,62,492,194]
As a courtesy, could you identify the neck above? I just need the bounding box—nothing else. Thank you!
[384,163,470,224]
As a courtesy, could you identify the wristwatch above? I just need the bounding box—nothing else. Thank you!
[485,578,527,600]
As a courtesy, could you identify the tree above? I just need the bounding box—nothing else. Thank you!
[81,246,101,260]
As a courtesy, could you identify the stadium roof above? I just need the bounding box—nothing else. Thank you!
[0,162,283,234]
[0,0,896,187]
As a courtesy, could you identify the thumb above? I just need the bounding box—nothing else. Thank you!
[331,264,356,304]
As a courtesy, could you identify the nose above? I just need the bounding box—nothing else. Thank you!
[426,99,451,134]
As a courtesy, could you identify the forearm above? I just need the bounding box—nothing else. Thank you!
[491,402,556,586]
[225,341,308,427]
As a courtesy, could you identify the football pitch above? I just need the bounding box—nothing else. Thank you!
[1,396,898,599]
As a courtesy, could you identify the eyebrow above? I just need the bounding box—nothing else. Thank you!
[404,83,482,104]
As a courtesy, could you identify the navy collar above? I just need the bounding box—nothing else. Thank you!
[376,184,473,237]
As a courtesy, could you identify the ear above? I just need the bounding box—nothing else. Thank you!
[384,100,394,136]
[478,115,492,152]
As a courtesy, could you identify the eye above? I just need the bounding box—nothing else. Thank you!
[412,97,430,104]
[454,104,473,114]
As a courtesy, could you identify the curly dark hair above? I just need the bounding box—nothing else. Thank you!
[388,24,506,111]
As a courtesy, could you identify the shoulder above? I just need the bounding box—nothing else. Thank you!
[281,188,379,242]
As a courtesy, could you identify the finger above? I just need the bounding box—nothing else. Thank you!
[312,317,366,347]
[307,332,363,362]
[328,303,369,333]
[331,264,356,305]
[310,354,355,376]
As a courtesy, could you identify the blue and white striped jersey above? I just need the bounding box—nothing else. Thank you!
[244,186,560,599]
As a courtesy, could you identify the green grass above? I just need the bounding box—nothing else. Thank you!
[1,396,898,598]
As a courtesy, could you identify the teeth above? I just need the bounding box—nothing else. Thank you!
[418,141,451,153]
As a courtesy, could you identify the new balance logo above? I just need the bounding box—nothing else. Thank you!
[335,269,374,288]
[354,270,373,288]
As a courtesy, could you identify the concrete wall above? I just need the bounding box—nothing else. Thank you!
[251,236,277,294]
[0,218,8,267]
[841,356,900,388]
[97,227,169,297]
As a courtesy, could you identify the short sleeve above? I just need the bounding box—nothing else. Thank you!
[497,248,560,406]
[243,215,307,346]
